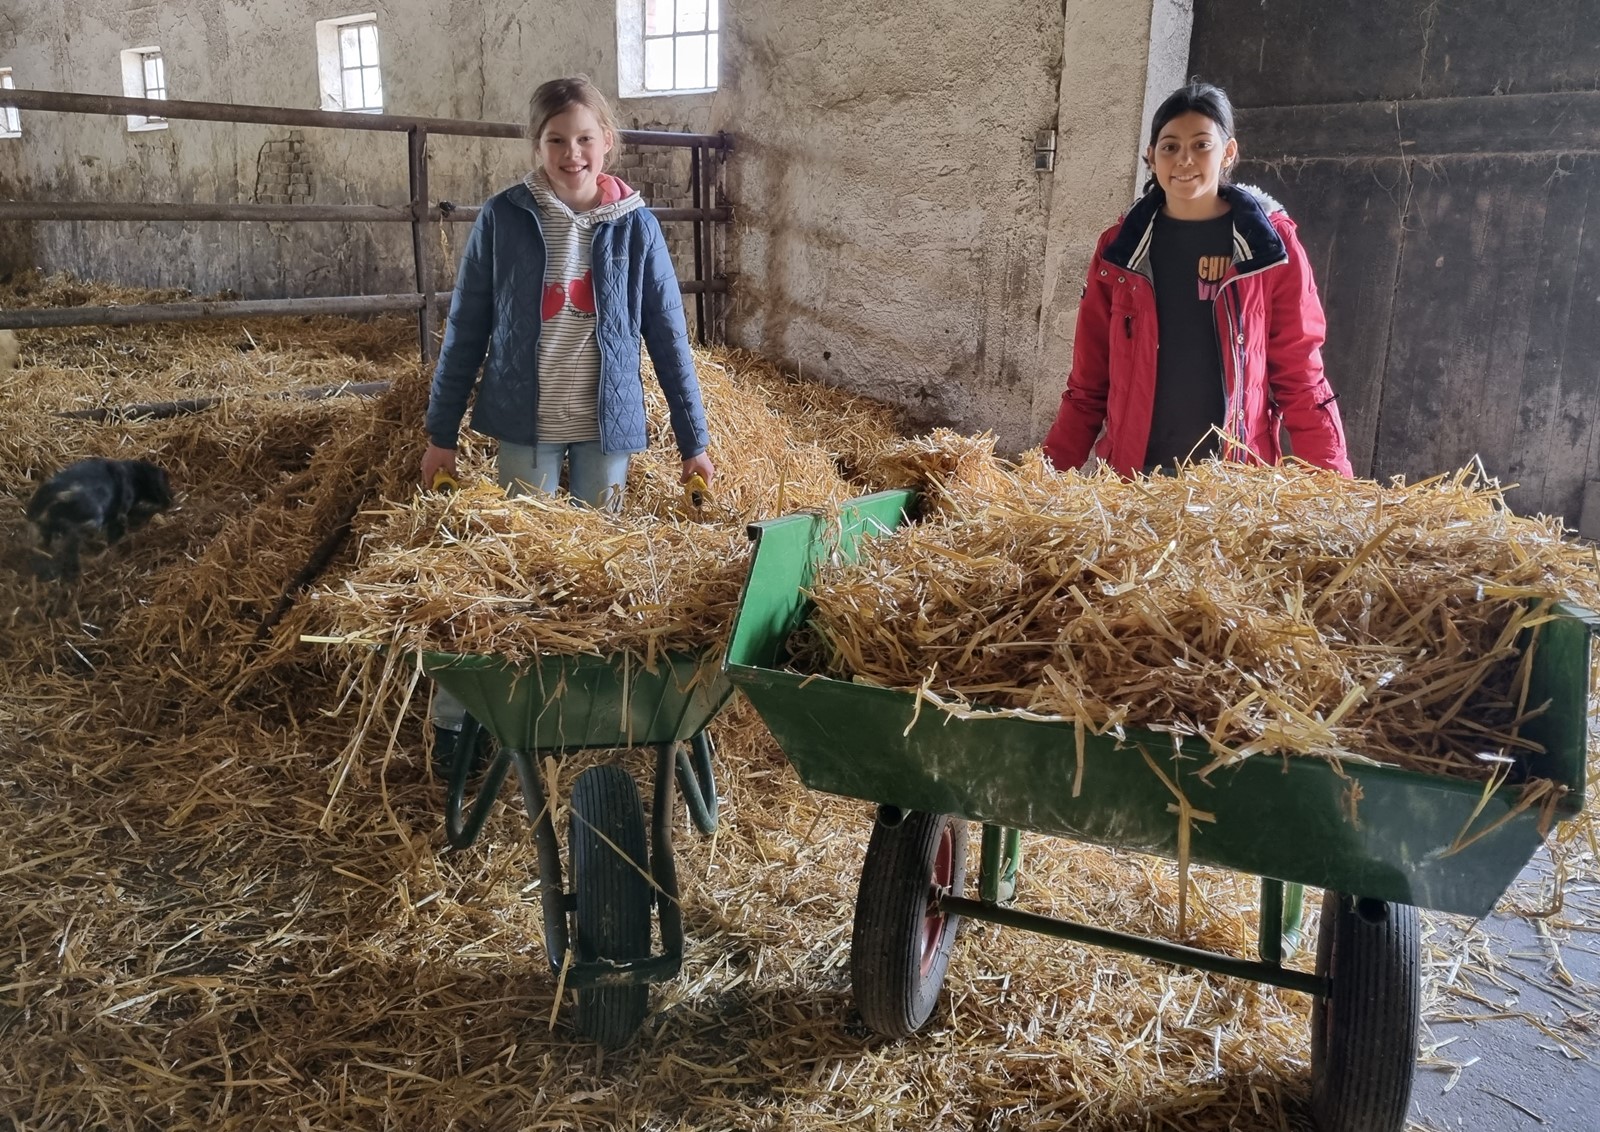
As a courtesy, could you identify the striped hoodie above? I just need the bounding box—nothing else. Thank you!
[524,168,646,443]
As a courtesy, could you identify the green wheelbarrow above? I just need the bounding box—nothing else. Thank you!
[421,648,733,1048]
[724,488,1596,1132]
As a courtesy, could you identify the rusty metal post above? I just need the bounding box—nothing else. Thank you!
[407,126,437,364]
[690,145,706,345]
[710,133,730,343]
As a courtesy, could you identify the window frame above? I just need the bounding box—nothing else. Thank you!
[315,13,385,114]
[0,70,21,138]
[618,0,720,98]
[119,46,169,132]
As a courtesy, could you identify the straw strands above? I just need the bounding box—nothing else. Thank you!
[307,347,897,667]
[314,484,752,664]
[0,270,416,414]
[2,281,1595,1130]
[794,457,1600,781]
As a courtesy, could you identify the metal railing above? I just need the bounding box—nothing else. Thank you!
[0,88,732,356]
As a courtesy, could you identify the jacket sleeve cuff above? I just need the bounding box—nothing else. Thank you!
[427,431,459,451]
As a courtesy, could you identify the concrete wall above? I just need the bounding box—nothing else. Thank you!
[0,0,1193,451]
[0,1,712,294]
[715,1,1190,449]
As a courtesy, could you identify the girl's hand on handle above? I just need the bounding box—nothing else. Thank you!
[681,451,715,485]
[421,444,459,489]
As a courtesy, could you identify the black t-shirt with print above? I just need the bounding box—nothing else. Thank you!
[1143,210,1235,471]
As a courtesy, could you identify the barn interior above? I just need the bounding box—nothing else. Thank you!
[2,4,1599,1130]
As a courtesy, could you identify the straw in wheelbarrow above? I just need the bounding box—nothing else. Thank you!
[792,458,1600,782]
[311,483,752,664]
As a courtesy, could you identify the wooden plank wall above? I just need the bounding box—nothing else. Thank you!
[1190,1,1600,524]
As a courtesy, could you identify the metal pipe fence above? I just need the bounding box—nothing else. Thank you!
[0,88,731,355]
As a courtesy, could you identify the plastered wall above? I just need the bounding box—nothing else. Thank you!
[0,1,1191,451]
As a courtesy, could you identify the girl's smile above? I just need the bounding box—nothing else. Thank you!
[538,105,614,211]
[1147,110,1239,220]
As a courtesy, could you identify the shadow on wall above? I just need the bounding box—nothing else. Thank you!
[0,174,39,279]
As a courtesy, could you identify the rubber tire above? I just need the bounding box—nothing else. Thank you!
[1309,890,1421,1132]
[850,812,968,1039]
[569,765,653,1049]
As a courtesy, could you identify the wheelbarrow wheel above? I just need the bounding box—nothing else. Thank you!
[569,765,653,1049]
[850,810,968,1039]
[1309,890,1420,1132]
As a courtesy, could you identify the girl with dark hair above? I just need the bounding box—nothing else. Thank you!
[1042,81,1352,478]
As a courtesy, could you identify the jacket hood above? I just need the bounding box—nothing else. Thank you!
[1103,182,1289,277]
[519,169,645,224]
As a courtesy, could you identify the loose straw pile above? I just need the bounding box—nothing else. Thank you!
[314,484,751,664]
[307,347,904,667]
[0,269,416,414]
[2,280,1596,1132]
[794,457,1600,781]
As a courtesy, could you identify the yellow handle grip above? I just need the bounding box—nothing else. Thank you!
[431,469,460,493]
[683,473,710,509]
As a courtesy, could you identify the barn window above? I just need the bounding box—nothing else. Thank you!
[120,47,168,132]
[315,14,384,113]
[618,0,720,97]
[0,70,20,138]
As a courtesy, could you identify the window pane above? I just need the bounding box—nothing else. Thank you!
[359,23,379,66]
[644,36,673,90]
[677,0,707,32]
[707,32,718,87]
[342,69,362,110]
[709,0,719,31]
[363,66,383,110]
[676,34,706,90]
[0,73,13,89]
[645,0,674,36]
[340,26,360,66]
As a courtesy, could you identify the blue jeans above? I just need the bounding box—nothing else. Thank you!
[431,440,634,729]
[496,440,632,509]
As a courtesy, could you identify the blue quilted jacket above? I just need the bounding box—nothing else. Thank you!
[424,180,710,458]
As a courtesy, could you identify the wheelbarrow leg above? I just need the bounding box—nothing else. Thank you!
[979,824,1022,904]
[1258,879,1309,966]
[652,741,686,961]
[674,730,718,835]
[503,748,571,972]
[443,740,516,851]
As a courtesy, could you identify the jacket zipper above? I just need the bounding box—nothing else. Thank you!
[589,223,606,429]
[1210,263,1284,453]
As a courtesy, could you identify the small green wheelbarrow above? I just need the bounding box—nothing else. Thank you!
[421,649,733,1048]
[724,489,1596,1132]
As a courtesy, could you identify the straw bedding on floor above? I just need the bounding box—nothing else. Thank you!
[3,279,1595,1130]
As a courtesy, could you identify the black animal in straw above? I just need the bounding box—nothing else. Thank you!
[26,458,174,580]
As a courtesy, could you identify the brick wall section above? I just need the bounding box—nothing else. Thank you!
[253,132,314,204]
[611,121,697,276]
